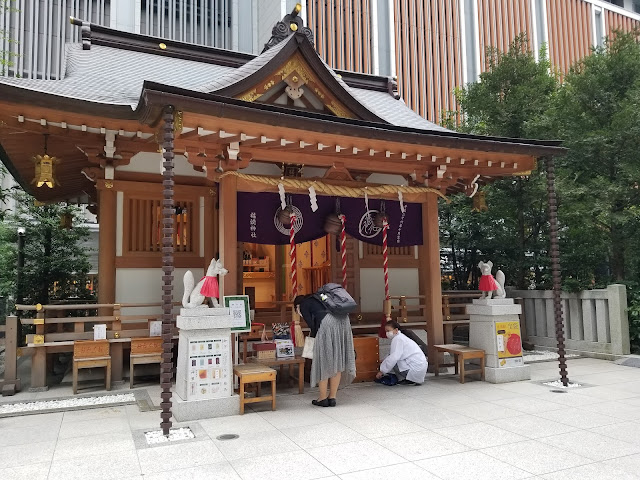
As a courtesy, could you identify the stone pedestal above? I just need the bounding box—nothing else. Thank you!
[468,298,530,383]
[174,307,240,421]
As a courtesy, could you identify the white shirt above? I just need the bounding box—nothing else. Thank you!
[380,332,428,383]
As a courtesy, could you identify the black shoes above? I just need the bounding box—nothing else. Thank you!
[312,398,337,407]
[398,379,419,386]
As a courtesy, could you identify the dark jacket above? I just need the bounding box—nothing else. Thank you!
[299,296,328,338]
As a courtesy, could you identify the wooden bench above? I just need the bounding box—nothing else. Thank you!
[248,355,305,393]
[130,337,163,388]
[234,364,276,414]
[433,344,485,384]
[73,340,111,394]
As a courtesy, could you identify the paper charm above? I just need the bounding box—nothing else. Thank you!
[364,188,369,212]
[398,190,407,213]
[308,185,318,212]
[278,183,287,209]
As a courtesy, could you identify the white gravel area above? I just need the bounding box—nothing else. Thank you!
[0,393,136,415]
[543,380,582,388]
[523,350,579,363]
[145,427,195,445]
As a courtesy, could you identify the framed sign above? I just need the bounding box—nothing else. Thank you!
[223,295,251,332]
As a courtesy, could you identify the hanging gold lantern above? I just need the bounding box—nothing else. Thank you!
[31,135,59,188]
[60,212,73,229]
[472,190,488,212]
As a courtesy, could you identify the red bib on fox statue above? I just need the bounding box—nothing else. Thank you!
[479,274,499,292]
[200,276,219,298]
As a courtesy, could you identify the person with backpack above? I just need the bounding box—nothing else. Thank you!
[376,320,428,385]
[294,283,357,407]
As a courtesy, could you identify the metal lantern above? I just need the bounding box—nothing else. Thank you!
[31,135,59,189]
[60,212,73,229]
[32,154,59,188]
[472,191,489,212]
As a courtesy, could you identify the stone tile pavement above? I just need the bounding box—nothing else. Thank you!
[1,357,640,479]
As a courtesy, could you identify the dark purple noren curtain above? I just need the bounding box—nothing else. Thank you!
[237,191,422,246]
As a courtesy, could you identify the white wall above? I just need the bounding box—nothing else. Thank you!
[117,152,205,178]
[116,267,204,315]
[359,267,419,312]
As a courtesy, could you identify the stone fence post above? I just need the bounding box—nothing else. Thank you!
[608,284,630,356]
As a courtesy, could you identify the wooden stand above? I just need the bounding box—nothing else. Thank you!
[353,336,380,383]
[233,364,276,414]
[73,340,111,394]
[248,355,305,394]
[433,344,485,384]
[129,337,163,388]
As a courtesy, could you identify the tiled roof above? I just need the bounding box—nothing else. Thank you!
[0,36,451,133]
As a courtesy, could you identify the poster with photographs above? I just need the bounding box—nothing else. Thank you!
[223,295,251,332]
[187,337,230,400]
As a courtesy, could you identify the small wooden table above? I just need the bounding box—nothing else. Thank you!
[73,340,111,394]
[434,344,485,384]
[129,337,163,388]
[233,364,277,414]
[248,356,305,394]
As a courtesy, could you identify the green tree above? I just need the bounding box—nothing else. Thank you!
[441,35,557,289]
[0,191,94,307]
[551,30,640,284]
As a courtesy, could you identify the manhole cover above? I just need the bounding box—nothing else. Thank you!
[550,389,567,393]
[216,434,239,441]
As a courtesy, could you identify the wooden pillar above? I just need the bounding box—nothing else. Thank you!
[204,187,216,267]
[419,193,443,371]
[219,174,238,296]
[97,184,116,308]
[97,182,120,381]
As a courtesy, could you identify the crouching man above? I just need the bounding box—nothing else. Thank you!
[376,321,428,386]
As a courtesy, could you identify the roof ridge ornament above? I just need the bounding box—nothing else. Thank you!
[70,17,91,50]
[262,3,314,53]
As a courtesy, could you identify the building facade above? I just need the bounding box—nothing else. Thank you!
[2,0,640,124]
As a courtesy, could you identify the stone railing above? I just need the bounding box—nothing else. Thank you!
[510,284,630,358]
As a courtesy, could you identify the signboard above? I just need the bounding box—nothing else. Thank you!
[223,295,251,332]
[495,321,524,367]
[187,338,230,400]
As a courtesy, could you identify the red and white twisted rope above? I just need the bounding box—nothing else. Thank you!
[382,220,390,300]
[289,213,297,298]
[339,214,347,289]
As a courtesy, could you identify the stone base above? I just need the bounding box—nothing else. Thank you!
[172,392,240,421]
[177,312,236,330]
[484,365,531,384]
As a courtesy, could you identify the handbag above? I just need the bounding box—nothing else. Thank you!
[302,336,315,359]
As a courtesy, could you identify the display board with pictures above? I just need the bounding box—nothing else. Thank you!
[187,338,230,400]
[223,295,251,332]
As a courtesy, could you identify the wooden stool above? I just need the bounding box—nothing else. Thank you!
[73,340,111,394]
[434,344,485,384]
[130,337,163,388]
[233,364,276,414]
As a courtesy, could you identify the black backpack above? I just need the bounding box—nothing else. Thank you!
[313,283,357,316]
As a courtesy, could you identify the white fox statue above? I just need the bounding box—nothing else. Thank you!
[182,258,228,308]
[478,260,506,299]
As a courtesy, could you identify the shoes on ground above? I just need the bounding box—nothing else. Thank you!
[328,398,336,407]
[398,379,419,386]
[312,398,330,407]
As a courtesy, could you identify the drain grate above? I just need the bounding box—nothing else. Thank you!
[217,434,239,441]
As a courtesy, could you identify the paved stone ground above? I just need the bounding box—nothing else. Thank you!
[1,357,640,480]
